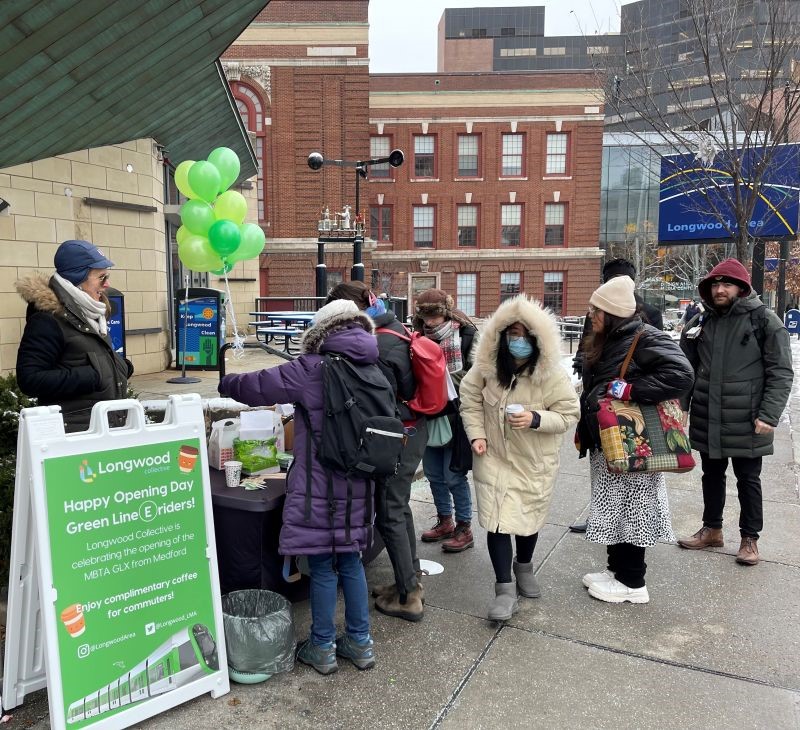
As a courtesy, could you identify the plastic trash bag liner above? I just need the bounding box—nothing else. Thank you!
[222,589,295,679]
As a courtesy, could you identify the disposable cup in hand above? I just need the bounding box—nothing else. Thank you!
[224,460,243,488]
[506,404,524,421]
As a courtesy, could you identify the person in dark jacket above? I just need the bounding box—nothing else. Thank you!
[412,288,478,553]
[326,281,428,623]
[677,259,793,566]
[576,276,693,604]
[570,257,664,533]
[16,240,132,433]
[219,300,377,675]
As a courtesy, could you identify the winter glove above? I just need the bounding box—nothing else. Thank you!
[607,379,632,401]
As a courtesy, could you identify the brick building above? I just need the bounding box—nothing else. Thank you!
[222,0,373,297]
[222,1,604,317]
[369,72,604,316]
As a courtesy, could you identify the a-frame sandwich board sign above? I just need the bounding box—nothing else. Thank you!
[2,395,229,729]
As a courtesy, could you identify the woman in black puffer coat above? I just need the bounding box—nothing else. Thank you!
[576,276,693,605]
[16,240,132,433]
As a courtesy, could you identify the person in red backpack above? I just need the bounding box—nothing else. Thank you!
[326,282,428,622]
[412,288,478,552]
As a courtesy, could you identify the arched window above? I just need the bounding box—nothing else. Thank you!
[231,82,266,222]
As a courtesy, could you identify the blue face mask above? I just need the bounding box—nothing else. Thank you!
[508,336,533,359]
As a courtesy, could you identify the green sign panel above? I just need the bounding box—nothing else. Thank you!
[43,439,220,728]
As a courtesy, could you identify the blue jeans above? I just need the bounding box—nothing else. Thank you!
[307,552,371,646]
[423,444,472,522]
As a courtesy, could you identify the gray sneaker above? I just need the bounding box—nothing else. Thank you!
[335,634,376,670]
[297,638,338,675]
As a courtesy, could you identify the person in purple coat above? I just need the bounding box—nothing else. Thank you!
[219,300,376,675]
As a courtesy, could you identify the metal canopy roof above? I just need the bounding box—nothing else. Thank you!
[0,1,268,178]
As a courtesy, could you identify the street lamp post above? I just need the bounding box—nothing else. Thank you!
[308,149,403,282]
[778,82,799,317]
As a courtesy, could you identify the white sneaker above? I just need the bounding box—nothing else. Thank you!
[587,577,650,604]
[582,569,615,588]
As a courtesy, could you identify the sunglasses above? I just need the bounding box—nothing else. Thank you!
[95,273,111,284]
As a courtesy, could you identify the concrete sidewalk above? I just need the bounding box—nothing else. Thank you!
[5,342,799,728]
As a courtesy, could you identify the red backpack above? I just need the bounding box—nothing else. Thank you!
[376,326,448,415]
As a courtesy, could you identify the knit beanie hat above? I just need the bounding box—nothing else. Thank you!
[415,288,454,318]
[54,240,114,285]
[698,257,752,302]
[312,299,359,327]
[589,275,636,318]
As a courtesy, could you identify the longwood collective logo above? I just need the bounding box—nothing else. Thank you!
[79,459,96,484]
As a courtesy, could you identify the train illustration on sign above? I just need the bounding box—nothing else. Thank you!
[66,624,218,724]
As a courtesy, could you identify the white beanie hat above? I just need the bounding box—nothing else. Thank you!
[312,299,359,326]
[589,275,636,318]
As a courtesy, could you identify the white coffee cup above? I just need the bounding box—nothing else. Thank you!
[505,404,524,421]
[224,460,243,488]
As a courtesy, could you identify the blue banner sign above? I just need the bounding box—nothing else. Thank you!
[659,144,800,244]
[785,308,800,332]
[106,291,125,358]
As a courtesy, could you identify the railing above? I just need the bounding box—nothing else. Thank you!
[254,296,327,313]
[556,317,586,354]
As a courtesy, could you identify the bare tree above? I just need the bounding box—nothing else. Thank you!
[602,0,800,276]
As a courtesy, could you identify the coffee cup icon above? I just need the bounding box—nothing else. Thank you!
[178,445,199,473]
[61,603,86,638]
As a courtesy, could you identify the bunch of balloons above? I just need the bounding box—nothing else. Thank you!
[175,147,265,274]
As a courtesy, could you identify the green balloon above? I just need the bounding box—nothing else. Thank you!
[178,235,223,272]
[211,262,234,275]
[208,219,241,256]
[176,225,190,245]
[187,160,221,203]
[180,199,215,236]
[214,190,248,225]
[174,160,198,199]
[208,147,241,193]
[230,223,265,261]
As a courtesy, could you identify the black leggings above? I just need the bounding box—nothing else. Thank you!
[486,531,539,583]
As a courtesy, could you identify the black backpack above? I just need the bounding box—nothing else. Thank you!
[301,353,405,478]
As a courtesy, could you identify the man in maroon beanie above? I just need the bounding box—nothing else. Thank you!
[677,258,793,565]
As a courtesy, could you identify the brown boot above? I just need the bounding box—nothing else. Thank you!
[421,514,455,542]
[374,585,424,622]
[677,526,724,550]
[371,573,426,604]
[441,521,474,552]
[735,536,760,566]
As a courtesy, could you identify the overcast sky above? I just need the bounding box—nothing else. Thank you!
[368,0,627,73]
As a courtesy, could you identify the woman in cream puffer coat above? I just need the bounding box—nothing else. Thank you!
[459,295,579,620]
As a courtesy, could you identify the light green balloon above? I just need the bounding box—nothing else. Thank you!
[230,223,265,261]
[208,147,241,193]
[187,161,221,203]
[211,262,235,276]
[174,160,198,199]
[176,225,190,245]
[180,199,215,236]
[214,190,248,225]
[178,235,224,272]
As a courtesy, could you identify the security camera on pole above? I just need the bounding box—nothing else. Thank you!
[308,149,403,295]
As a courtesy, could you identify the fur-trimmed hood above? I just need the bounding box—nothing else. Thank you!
[16,273,65,315]
[473,295,562,386]
[300,309,375,358]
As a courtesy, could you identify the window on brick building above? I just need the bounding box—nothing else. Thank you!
[501,204,522,246]
[457,205,478,246]
[413,205,435,247]
[457,134,480,176]
[457,273,477,316]
[327,270,345,292]
[502,133,524,176]
[233,83,266,222]
[544,203,566,246]
[500,273,521,303]
[543,272,564,315]
[369,205,392,242]
[370,136,391,178]
[414,135,435,177]
[546,133,569,175]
